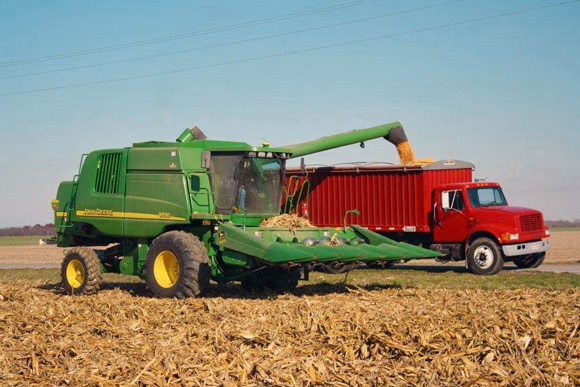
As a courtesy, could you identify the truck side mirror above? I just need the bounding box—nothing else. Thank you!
[441,191,451,210]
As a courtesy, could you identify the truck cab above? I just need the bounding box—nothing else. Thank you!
[432,181,550,274]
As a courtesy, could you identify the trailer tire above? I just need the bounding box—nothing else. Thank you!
[466,237,504,275]
[366,260,397,270]
[145,231,210,298]
[513,252,545,269]
[319,262,356,274]
[61,247,103,296]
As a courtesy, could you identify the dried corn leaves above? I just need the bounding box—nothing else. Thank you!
[0,284,578,386]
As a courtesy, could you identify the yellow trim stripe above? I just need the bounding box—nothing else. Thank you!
[56,212,68,218]
[75,210,186,222]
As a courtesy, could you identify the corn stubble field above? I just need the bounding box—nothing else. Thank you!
[0,231,579,386]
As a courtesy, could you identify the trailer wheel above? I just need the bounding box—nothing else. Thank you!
[466,238,504,275]
[145,231,210,298]
[319,262,356,274]
[366,260,397,270]
[513,252,545,269]
[61,247,103,296]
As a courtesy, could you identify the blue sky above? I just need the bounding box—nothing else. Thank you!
[0,0,579,227]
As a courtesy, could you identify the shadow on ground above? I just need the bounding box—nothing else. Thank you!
[36,280,403,300]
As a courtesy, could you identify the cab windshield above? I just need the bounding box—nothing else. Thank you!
[467,187,507,208]
[211,154,285,215]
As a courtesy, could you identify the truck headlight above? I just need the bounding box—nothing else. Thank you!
[509,233,519,241]
[545,229,550,236]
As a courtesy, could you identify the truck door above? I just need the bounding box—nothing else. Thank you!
[433,189,468,242]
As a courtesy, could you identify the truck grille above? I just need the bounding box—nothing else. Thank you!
[520,214,543,232]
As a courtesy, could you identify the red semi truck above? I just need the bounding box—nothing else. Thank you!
[285,160,550,275]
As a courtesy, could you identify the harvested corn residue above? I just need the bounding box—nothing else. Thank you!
[260,213,313,229]
[0,283,579,385]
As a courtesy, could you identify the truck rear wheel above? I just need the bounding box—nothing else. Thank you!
[61,247,103,296]
[145,231,211,298]
[513,252,545,269]
[466,238,504,275]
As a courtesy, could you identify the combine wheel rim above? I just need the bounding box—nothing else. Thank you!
[66,259,85,288]
[153,250,180,288]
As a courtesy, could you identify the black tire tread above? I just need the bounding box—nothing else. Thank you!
[61,247,103,296]
[145,231,210,299]
[466,237,504,275]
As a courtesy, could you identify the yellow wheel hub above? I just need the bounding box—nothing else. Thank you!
[153,250,180,288]
[66,259,85,288]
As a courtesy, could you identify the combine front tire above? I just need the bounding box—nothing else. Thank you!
[513,252,545,269]
[466,238,504,275]
[145,231,211,298]
[61,247,103,296]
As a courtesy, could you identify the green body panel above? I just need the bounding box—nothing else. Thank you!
[124,173,190,237]
[53,122,440,284]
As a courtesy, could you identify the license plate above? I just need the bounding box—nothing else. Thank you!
[531,243,539,251]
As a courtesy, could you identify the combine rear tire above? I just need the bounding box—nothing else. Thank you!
[145,231,210,298]
[61,247,103,296]
[367,260,397,270]
[466,238,504,275]
[319,262,356,274]
[513,252,545,269]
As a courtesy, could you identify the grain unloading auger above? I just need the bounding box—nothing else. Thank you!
[52,121,439,298]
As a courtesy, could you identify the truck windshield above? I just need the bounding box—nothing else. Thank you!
[467,187,507,208]
[211,154,285,215]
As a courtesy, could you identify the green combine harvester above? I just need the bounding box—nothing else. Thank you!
[52,121,439,297]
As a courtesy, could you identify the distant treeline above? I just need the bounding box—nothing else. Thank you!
[0,220,578,237]
[0,224,55,237]
[545,220,580,228]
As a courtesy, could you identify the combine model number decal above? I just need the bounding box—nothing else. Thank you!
[76,209,186,221]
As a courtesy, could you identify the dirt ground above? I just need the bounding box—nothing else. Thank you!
[0,231,577,267]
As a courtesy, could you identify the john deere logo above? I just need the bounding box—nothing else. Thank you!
[84,208,114,217]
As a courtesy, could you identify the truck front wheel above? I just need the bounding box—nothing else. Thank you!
[145,231,211,298]
[466,238,504,275]
[513,252,545,269]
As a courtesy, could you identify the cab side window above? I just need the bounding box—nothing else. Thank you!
[442,190,465,211]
